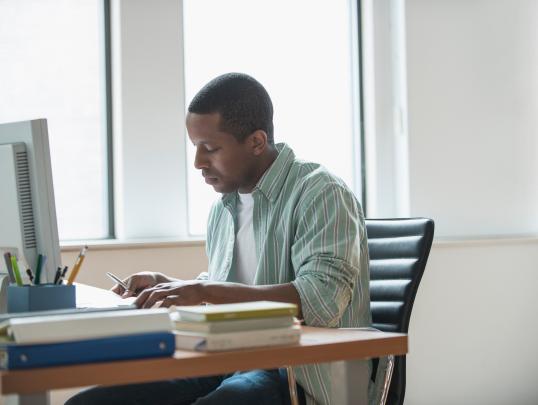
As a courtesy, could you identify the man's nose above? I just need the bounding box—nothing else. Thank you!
[194,150,209,170]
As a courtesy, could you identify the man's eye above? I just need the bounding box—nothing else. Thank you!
[206,147,219,153]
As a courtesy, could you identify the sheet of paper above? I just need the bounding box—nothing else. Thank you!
[75,283,136,308]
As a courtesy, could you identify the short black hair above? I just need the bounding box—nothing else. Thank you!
[188,73,274,144]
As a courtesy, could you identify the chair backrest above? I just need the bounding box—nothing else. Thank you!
[366,218,434,405]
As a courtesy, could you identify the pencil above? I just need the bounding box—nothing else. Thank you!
[67,246,88,285]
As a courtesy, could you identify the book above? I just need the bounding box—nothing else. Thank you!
[174,301,298,322]
[171,314,295,334]
[0,332,175,370]
[174,325,301,352]
[0,305,136,324]
[0,308,173,344]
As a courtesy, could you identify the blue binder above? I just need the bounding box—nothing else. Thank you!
[0,332,175,370]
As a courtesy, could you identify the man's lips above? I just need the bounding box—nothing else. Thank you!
[203,175,218,185]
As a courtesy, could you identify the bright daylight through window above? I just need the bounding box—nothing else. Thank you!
[183,0,359,235]
[0,0,109,241]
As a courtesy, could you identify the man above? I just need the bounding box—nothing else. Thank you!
[67,73,371,405]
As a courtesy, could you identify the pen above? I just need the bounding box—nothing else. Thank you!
[59,266,68,283]
[10,255,23,286]
[3,253,16,283]
[106,272,130,290]
[67,245,88,285]
[26,269,35,284]
[53,267,62,284]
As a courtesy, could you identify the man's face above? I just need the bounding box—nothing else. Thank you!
[186,112,256,194]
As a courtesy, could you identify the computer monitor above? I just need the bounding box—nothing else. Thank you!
[0,119,61,285]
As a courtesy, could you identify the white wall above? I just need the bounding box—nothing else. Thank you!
[403,0,538,403]
[406,0,538,238]
[407,240,538,404]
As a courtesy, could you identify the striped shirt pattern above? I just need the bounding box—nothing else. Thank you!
[199,143,372,404]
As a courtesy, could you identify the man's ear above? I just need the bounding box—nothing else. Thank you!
[249,130,268,156]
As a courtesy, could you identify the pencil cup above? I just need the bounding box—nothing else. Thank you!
[7,284,76,313]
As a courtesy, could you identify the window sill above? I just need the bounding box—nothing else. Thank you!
[61,233,538,252]
[434,234,538,248]
[60,237,205,252]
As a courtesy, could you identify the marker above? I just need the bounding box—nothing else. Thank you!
[10,256,23,286]
[3,253,16,283]
[34,254,46,285]
[67,246,88,285]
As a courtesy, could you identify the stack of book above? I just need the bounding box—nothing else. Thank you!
[171,301,301,352]
[0,308,175,369]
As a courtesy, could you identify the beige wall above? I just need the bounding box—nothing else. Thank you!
[60,241,207,290]
[2,238,537,404]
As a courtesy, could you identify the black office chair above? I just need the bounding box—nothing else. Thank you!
[367,218,434,405]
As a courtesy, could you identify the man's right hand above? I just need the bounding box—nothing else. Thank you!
[111,271,173,297]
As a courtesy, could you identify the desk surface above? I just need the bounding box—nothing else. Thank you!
[0,327,407,396]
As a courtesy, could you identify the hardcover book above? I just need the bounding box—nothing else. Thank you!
[0,332,175,370]
[174,301,298,322]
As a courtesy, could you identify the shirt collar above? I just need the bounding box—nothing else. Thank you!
[255,143,294,202]
[221,143,295,207]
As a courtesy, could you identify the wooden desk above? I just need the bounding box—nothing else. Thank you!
[1,327,406,405]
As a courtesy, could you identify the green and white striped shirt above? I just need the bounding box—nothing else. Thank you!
[200,143,372,404]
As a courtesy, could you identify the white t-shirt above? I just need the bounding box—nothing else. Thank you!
[233,192,257,285]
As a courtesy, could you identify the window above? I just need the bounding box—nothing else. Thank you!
[0,0,110,240]
[183,0,360,235]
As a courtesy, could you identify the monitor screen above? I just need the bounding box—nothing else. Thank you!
[0,119,61,285]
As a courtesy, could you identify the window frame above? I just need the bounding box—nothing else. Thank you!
[108,0,190,241]
[80,0,369,244]
[103,0,115,239]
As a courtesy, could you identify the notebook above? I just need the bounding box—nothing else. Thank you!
[0,308,173,344]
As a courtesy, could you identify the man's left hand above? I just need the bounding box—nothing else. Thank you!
[134,281,206,308]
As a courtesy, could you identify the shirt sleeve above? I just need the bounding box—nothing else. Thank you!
[291,184,364,327]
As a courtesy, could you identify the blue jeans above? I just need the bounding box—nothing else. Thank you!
[65,368,306,405]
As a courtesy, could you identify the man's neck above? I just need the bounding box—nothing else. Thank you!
[238,146,279,194]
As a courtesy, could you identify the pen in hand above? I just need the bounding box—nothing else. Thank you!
[106,272,130,292]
